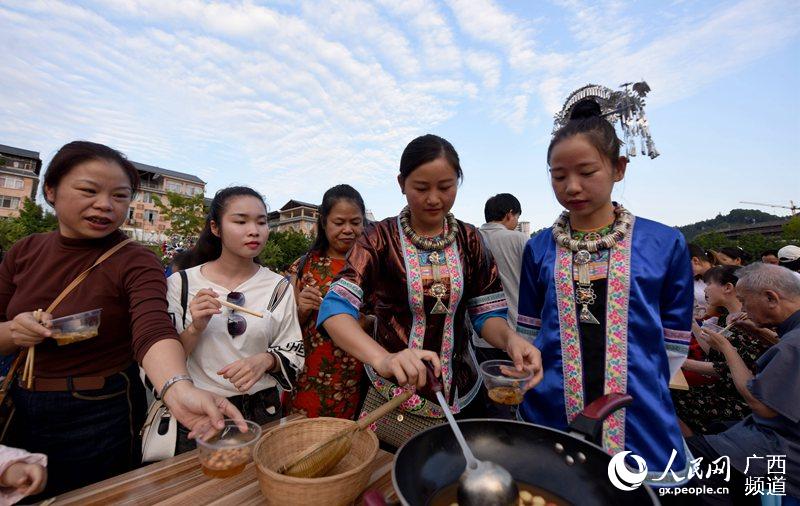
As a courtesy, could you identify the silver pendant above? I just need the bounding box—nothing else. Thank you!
[579,304,600,325]
[574,249,591,265]
[430,282,449,314]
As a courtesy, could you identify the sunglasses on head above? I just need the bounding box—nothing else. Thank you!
[226,291,246,337]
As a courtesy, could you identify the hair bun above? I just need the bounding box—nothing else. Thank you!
[569,99,602,120]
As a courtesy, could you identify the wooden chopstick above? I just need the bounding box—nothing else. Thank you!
[189,293,263,318]
[22,309,43,388]
[701,312,748,337]
[721,312,747,333]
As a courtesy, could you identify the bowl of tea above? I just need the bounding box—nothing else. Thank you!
[479,359,533,406]
[197,419,262,478]
[49,308,102,346]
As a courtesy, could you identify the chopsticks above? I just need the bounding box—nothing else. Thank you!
[721,312,748,333]
[189,293,263,318]
[21,309,43,389]
[701,312,748,337]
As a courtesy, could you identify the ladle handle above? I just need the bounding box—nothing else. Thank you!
[424,361,442,393]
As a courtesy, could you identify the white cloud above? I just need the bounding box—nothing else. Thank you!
[378,0,463,72]
[445,0,538,70]
[465,51,501,89]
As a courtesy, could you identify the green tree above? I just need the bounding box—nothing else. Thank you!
[153,191,206,238]
[259,229,312,272]
[0,217,26,250]
[693,232,732,252]
[0,199,58,250]
[736,233,783,259]
[784,216,800,243]
[17,198,58,234]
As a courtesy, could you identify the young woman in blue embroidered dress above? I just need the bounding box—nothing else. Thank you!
[516,95,695,486]
[317,135,542,441]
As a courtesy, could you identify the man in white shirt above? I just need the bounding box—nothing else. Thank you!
[472,193,530,358]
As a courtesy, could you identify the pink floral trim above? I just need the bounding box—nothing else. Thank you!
[371,375,446,417]
[516,315,541,327]
[468,300,507,315]
[572,261,609,280]
[664,328,691,343]
[554,244,584,421]
[330,283,361,309]
[441,239,464,403]
[600,217,634,455]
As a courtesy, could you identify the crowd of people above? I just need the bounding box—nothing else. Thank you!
[0,88,796,506]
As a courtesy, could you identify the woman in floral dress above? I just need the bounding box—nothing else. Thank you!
[287,185,367,419]
[672,265,771,435]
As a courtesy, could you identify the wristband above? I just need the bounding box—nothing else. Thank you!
[160,374,193,399]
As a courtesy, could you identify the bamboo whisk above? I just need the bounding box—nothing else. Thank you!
[278,390,412,478]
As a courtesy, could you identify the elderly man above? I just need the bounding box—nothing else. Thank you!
[688,263,800,504]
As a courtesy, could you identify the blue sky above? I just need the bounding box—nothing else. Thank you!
[1,0,798,230]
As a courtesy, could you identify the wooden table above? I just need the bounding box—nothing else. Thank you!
[54,415,398,505]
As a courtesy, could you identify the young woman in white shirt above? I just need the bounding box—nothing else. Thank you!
[166,186,304,453]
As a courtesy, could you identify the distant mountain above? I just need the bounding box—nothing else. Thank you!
[677,209,785,240]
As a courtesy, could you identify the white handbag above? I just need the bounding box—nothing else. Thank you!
[140,398,177,463]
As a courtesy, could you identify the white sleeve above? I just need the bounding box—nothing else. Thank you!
[266,284,305,390]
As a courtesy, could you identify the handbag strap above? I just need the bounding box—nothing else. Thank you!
[179,270,189,328]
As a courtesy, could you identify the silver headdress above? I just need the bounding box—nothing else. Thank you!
[552,81,659,159]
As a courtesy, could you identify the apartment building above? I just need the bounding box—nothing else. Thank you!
[516,220,531,236]
[0,144,42,218]
[122,161,205,243]
[267,200,319,235]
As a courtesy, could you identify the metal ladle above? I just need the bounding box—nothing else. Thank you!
[425,364,519,506]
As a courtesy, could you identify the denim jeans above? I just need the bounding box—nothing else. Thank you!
[10,362,147,499]
[175,386,281,455]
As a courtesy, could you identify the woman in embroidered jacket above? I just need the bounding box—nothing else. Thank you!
[318,134,542,434]
[516,92,694,486]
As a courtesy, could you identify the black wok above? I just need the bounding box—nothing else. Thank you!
[391,393,659,506]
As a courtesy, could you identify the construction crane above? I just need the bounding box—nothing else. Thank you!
[740,201,798,216]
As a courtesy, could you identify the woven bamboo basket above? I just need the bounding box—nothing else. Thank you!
[254,417,379,506]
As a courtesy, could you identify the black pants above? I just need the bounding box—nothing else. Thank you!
[10,362,147,499]
[175,387,281,455]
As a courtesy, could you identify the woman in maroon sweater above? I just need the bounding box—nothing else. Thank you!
[0,141,243,497]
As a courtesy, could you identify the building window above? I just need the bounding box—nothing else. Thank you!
[0,176,24,190]
[144,210,158,223]
[0,196,20,209]
[165,181,183,193]
[128,207,134,220]
[142,192,153,204]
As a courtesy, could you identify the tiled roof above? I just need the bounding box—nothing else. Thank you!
[132,161,205,185]
[280,199,319,211]
[0,144,40,160]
